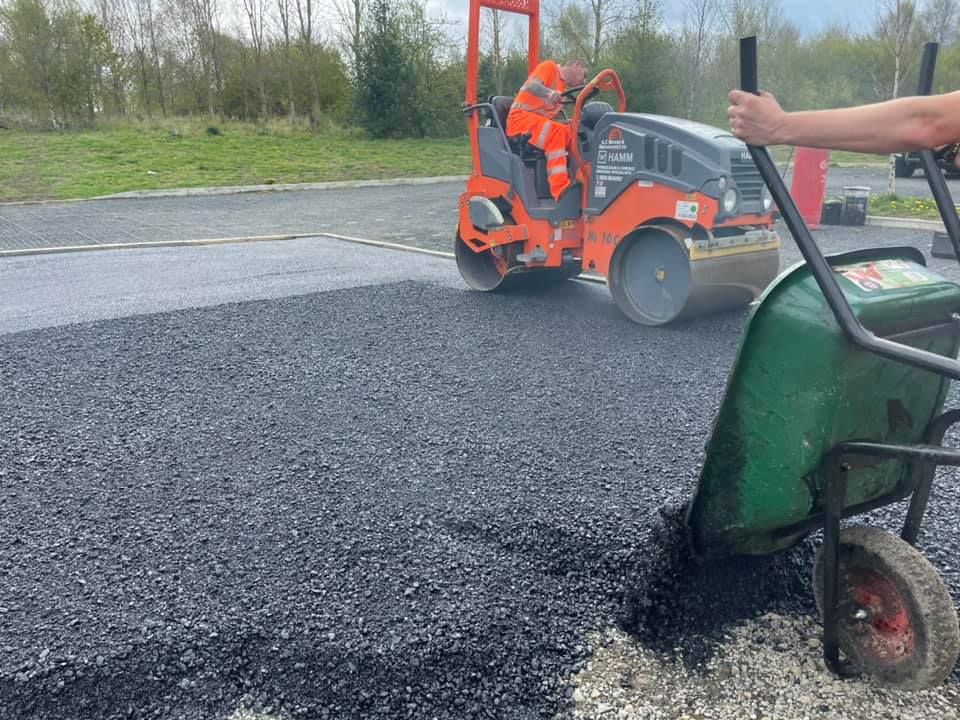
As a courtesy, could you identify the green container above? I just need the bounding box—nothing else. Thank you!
[686,247,960,560]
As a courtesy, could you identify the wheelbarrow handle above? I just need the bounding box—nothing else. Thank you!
[739,35,960,382]
[915,42,960,262]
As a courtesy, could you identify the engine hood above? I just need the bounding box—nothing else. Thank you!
[604,113,745,165]
[584,112,767,219]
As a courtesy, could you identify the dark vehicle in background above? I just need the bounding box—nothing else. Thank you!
[895,150,960,178]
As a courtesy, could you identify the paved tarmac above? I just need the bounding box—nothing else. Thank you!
[2,166,960,256]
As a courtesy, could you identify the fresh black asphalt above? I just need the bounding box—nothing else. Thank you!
[2,182,960,718]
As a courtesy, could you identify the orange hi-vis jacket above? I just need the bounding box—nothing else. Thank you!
[507,60,566,129]
[506,60,573,200]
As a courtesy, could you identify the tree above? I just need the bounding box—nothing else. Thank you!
[332,0,364,78]
[482,7,505,95]
[75,14,117,125]
[92,0,128,117]
[294,0,321,125]
[546,0,625,67]
[1,0,58,126]
[676,0,717,119]
[874,0,921,194]
[0,37,10,116]
[242,0,268,120]
[604,0,671,113]
[355,0,459,137]
[921,0,958,44]
[355,0,409,136]
[273,0,296,120]
[115,0,165,117]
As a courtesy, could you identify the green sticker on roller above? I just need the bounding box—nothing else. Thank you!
[835,259,937,293]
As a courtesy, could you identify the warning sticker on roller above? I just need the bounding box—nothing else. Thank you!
[675,201,698,221]
[835,259,938,292]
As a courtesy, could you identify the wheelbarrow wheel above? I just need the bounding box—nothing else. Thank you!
[812,526,960,690]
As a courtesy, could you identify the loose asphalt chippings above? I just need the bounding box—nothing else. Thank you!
[1,278,959,719]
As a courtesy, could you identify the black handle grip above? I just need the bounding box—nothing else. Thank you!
[918,42,938,96]
[740,36,758,95]
[913,42,960,264]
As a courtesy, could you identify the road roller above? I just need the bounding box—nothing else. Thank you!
[458,0,780,326]
[687,38,960,690]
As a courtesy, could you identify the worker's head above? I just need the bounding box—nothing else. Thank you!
[560,58,588,88]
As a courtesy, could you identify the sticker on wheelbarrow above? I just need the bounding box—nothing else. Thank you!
[835,259,937,292]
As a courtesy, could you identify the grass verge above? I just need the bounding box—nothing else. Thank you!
[868,193,950,221]
[0,120,471,202]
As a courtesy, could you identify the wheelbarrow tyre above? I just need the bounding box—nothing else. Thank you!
[812,526,960,690]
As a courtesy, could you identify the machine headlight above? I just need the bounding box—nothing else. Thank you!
[762,188,774,212]
[722,187,739,214]
[718,176,728,190]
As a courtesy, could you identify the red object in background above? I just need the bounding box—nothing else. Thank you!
[790,147,831,229]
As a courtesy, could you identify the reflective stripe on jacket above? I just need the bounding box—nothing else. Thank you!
[508,61,566,123]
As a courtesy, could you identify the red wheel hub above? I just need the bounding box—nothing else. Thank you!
[847,568,915,662]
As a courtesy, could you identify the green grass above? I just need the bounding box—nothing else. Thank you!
[0,120,902,203]
[868,193,949,220]
[0,119,472,202]
[767,146,888,168]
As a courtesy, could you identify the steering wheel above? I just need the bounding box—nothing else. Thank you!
[560,85,600,104]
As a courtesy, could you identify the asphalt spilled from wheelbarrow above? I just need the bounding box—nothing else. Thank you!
[1,278,957,719]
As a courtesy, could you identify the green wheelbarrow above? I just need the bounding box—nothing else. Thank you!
[685,38,960,690]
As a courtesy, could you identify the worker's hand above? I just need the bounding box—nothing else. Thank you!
[548,90,562,109]
[727,90,788,146]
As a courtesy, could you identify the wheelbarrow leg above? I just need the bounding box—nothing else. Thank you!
[902,408,960,545]
[821,461,858,677]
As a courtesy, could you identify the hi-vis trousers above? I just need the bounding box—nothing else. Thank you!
[507,111,572,200]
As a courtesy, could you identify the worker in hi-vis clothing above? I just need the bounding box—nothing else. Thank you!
[506,58,589,201]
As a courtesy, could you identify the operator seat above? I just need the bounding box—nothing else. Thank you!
[577,101,613,155]
[488,95,551,199]
[580,101,613,130]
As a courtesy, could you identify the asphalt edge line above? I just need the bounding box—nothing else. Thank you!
[0,229,609,285]
[319,232,606,284]
[865,215,944,232]
[319,232,454,260]
[0,234,313,257]
[0,175,470,207]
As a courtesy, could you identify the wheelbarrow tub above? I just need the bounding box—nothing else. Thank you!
[686,246,960,560]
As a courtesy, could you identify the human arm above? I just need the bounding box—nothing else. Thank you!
[727,89,960,153]
[520,61,563,109]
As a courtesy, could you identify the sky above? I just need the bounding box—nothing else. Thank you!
[425,0,860,40]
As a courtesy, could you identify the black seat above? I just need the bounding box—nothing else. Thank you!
[488,95,550,199]
[490,95,513,131]
[580,101,613,130]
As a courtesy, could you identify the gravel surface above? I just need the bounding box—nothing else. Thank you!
[0,278,739,719]
[571,617,960,720]
[3,269,959,719]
